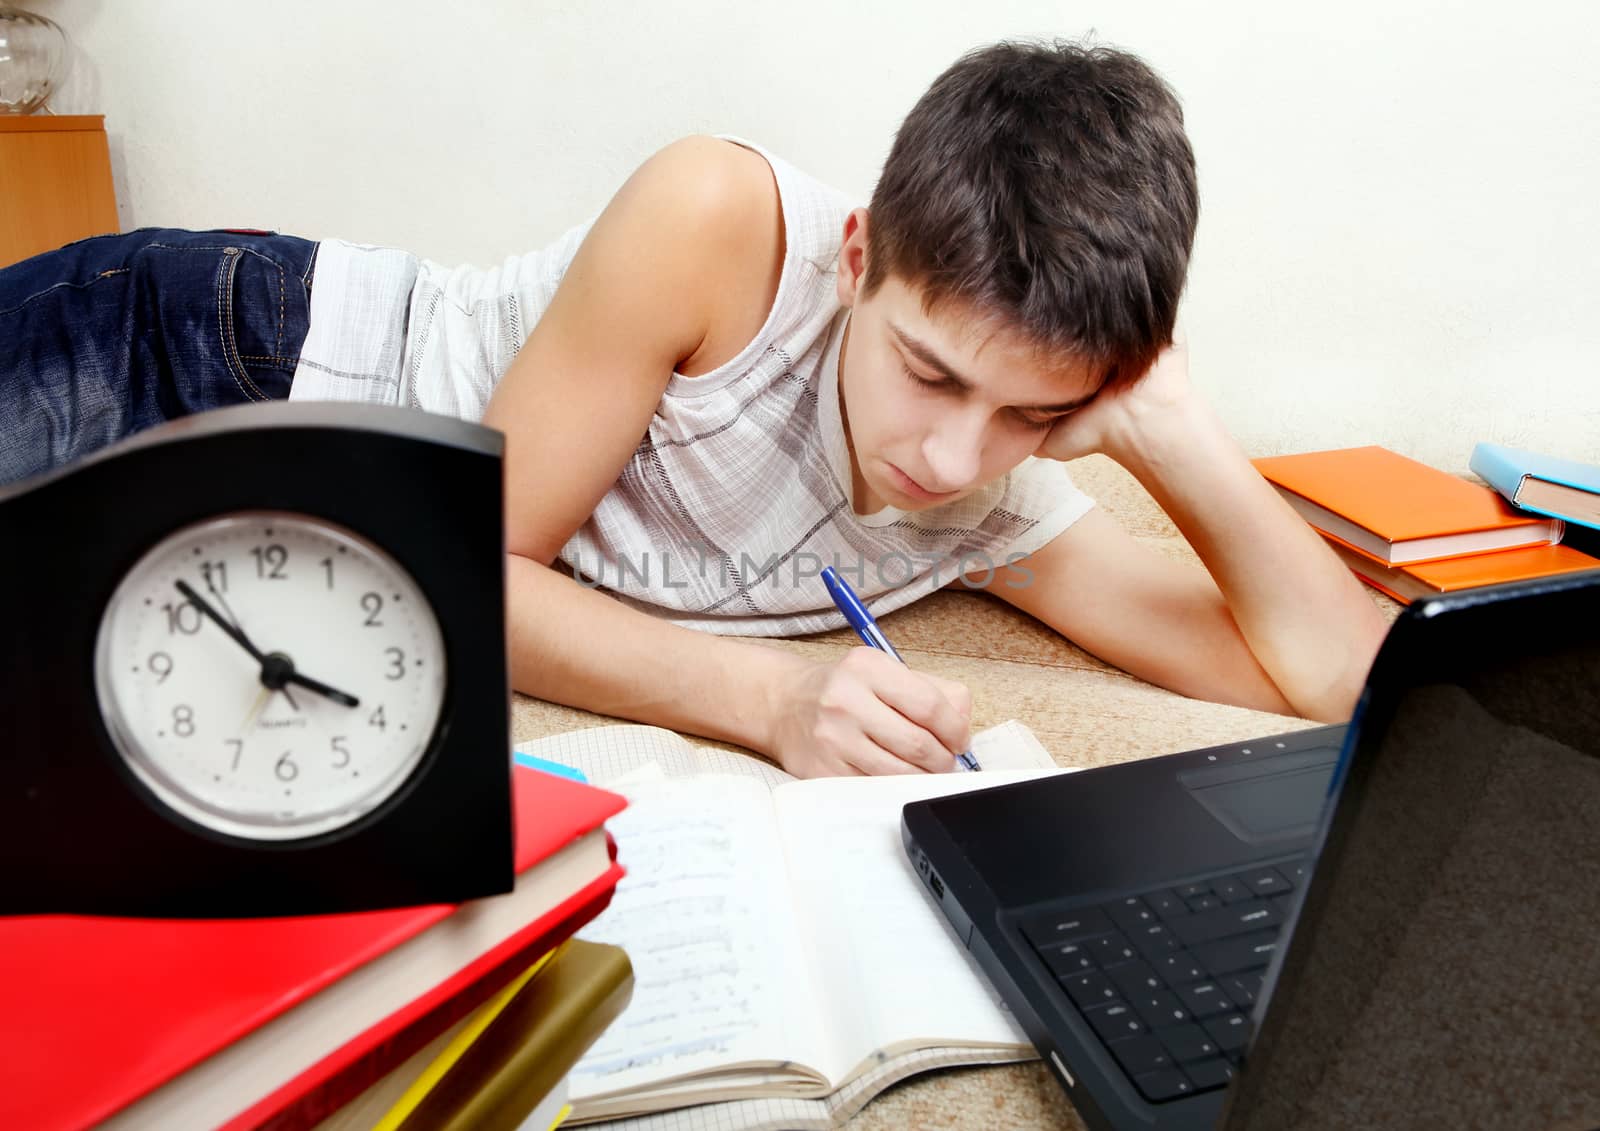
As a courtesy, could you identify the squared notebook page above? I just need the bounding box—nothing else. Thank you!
[774,771,1054,1084]
[569,774,830,1105]
[514,719,1058,791]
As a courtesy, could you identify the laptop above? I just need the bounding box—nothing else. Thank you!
[903,572,1600,1130]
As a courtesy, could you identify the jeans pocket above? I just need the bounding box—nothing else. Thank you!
[218,244,308,403]
[217,247,268,402]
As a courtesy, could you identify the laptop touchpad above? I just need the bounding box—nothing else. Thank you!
[1177,748,1339,846]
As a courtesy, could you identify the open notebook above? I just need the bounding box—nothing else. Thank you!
[513,722,1065,1130]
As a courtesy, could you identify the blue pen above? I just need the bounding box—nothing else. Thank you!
[820,565,982,771]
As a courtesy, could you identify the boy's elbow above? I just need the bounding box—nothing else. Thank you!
[1293,621,1389,723]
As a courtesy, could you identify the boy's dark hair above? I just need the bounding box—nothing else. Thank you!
[865,40,1199,389]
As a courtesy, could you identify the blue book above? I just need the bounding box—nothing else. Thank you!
[1470,442,1600,532]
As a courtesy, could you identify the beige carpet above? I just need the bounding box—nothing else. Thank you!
[510,454,1400,1130]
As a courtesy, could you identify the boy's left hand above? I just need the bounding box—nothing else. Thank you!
[1034,335,1193,463]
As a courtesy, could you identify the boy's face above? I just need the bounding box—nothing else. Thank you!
[835,210,1101,514]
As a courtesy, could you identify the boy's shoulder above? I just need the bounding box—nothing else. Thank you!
[625,136,789,376]
[627,135,781,237]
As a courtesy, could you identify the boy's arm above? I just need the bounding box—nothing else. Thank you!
[482,137,969,776]
[991,342,1388,723]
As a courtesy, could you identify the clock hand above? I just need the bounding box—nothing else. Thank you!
[259,651,360,709]
[204,576,254,641]
[237,680,305,743]
[176,581,360,709]
[175,580,265,662]
[285,667,360,709]
[238,685,272,734]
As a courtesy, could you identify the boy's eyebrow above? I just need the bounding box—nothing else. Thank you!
[889,324,1098,413]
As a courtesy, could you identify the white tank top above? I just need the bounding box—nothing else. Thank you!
[290,138,1094,636]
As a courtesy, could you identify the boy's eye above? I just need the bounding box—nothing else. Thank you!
[900,363,947,392]
[1012,407,1070,429]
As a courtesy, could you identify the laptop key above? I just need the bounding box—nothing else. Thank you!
[1213,876,1254,904]
[1107,960,1163,999]
[1175,881,1212,900]
[1084,1002,1147,1042]
[1201,1011,1253,1056]
[1108,1034,1175,1076]
[1170,900,1284,948]
[1128,989,1191,1030]
[1105,897,1159,934]
[1187,895,1223,912]
[1145,889,1189,920]
[1132,1068,1195,1102]
[1088,931,1139,966]
[1022,906,1113,947]
[1189,928,1282,977]
[1130,921,1181,957]
[1039,940,1097,976]
[1155,950,1206,987]
[1063,971,1119,1008]
[1237,866,1293,896]
[1221,971,1263,1009]
[1176,980,1232,1018]
[1184,1057,1234,1091]
[1155,1021,1221,1063]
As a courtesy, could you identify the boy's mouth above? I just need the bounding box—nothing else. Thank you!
[887,462,961,504]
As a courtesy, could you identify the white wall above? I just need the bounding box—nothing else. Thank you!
[29,0,1600,468]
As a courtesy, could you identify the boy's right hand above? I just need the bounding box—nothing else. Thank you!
[766,648,972,778]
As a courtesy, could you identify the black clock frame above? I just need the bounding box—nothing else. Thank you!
[1,402,514,917]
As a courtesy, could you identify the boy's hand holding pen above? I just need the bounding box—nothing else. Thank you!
[822,566,983,772]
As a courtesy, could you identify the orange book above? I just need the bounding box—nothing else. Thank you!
[1253,445,1563,564]
[1319,534,1600,604]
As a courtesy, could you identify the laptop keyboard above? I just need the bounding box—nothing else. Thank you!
[1020,857,1310,1104]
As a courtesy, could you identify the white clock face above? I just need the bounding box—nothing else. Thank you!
[94,511,448,841]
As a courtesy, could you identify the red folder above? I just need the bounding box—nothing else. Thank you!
[0,766,626,1130]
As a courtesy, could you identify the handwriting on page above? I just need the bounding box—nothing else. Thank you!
[571,776,799,1095]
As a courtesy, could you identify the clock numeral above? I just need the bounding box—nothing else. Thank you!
[199,559,228,593]
[148,651,174,683]
[172,704,196,738]
[385,647,406,681]
[331,736,351,769]
[321,556,335,590]
[368,705,387,732]
[251,543,289,581]
[361,592,384,627]
[226,738,244,771]
[275,750,299,782]
[161,601,203,636]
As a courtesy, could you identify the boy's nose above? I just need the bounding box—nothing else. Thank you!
[920,419,984,494]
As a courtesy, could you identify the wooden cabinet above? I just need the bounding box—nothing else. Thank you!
[0,114,119,268]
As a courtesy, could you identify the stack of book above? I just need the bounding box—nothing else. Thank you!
[1253,444,1600,604]
[1,763,633,1131]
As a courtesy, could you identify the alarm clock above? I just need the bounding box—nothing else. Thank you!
[1,402,513,918]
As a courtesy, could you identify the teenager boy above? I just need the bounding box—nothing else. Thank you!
[0,41,1388,777]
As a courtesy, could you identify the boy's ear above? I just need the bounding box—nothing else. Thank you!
[835,207,871,307]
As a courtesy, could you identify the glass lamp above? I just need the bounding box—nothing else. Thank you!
[0,5,69,115]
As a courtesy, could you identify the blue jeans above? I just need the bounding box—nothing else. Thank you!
[0,228,317,485]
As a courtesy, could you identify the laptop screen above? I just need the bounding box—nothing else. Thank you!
[1225,582,1600,1130]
